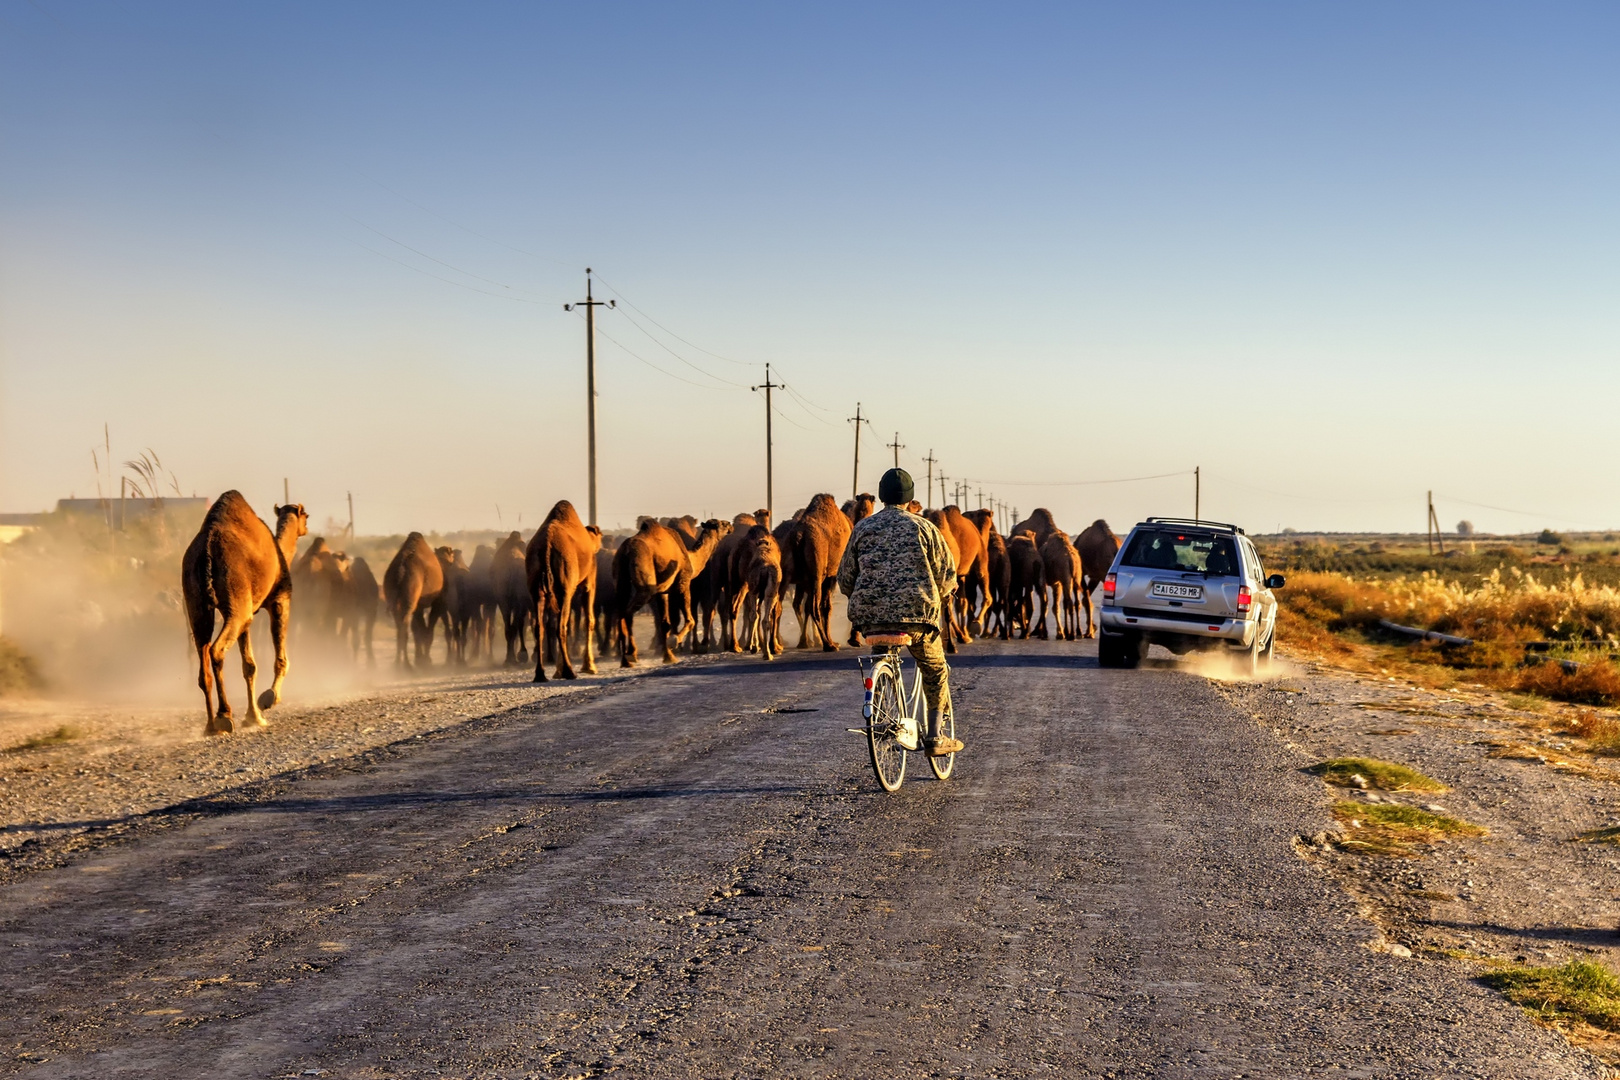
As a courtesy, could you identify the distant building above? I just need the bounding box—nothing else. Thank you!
[0,498,212,544]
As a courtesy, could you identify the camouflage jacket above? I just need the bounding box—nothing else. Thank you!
[837,505,958,631]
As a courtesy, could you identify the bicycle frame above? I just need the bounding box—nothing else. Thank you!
[854,648,922,733]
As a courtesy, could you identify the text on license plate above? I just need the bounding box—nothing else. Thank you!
[1152,582,1203,600]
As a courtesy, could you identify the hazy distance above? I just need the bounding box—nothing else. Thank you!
[3,3,1617,536]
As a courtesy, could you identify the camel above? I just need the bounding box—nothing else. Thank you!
[181,492,308,735]
[290,537,344,640]
[339,554,381,666]
[737,525,785,660]
[1006,533,1045,640]
[527,500,602,681]
[710,512,759,652]
[841,494,875,526]
[492,530,533,665]
[593,540,618,655]
[964,508,1010,640]
[938,506,989,641]
[1011,508,1063,548]
[434,547,471,664]
[787,494,851,652]
[770,513,800,648]
[456,544,495,663]
[615,518,726,666]
[384,533,446,668]
[1074,519,1122,638]
[924,509,966,653]
[1040,531,1082,641]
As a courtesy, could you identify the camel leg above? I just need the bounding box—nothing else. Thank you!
[1081,584,1095,638]
[656,597,677,664]
[581,586,598,675]
[554,594,578,680]
[195,644,215,730]
[258,593,291,713]
[532,601,550,683]
[237,625,269,726]
[206,612,251,735]
[620,596,640,667]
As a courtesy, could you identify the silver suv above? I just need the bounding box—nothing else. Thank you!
[1097,517,1284,671]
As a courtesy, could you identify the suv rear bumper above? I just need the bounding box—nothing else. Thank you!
[1099,605,1257,646]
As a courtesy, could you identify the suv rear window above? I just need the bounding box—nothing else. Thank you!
[1121,529,1239,575]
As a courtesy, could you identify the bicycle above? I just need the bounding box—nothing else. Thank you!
[851,632,955,792]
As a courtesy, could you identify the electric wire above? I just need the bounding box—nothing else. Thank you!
[349,239,540,304]
[964,470,1193,487]
[350,168,558,263]
[607,305,751,388]
[350,218,529,292]
[589,273,758,367]
[581,312,740,391]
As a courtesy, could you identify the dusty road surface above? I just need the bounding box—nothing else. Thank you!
[0,640,1601,1079]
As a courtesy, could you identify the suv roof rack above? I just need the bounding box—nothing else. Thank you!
[1142,516,1245,535]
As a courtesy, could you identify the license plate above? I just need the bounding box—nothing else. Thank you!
[1152,582,1203,600]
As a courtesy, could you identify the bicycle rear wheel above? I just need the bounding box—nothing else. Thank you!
[928,704,956,780]
[867,662,908,792]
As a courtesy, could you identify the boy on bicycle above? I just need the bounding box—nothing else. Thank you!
[837,467,966,757]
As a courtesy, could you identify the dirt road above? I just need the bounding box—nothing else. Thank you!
[0,641,1600,1078]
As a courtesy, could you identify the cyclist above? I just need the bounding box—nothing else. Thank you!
[837,467,966,757]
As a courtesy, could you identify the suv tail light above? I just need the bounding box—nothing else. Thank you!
[1103,573,1116,603]
[1237,585,1252,616]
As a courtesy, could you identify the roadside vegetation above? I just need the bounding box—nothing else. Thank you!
[1260,533,1620,708]
[1329,801,1486,856]
[1482,959,1620,1045]
[1308,757,1448,792]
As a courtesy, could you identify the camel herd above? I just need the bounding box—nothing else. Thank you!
[180,489,1120,733]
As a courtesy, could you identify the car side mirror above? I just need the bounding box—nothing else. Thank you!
[1266,574,1286,589]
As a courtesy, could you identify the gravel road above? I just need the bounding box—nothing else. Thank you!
[0,640,1603,1079]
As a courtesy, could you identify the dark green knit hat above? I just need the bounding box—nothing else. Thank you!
[878,467,914,506]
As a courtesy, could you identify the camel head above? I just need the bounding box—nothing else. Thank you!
[701,518,731,539]
[753,509,771,529]
[905,500,923,514]
[273,504,310,540]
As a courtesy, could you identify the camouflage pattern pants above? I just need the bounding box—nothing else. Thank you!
[865,624,951,727]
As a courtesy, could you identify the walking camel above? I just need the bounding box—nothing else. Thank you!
[181,492,309,735]
[527,500,602,681]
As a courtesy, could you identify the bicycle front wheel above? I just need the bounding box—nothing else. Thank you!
[928,706,956,780]
[867,663,908,792]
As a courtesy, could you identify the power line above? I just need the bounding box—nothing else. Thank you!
[349,218,527,292]
[589,273,758,367]
[965,470,1192,487]
[350,168,557,263]
[580,313,737,391]
[348,239,540,304]
[607,304,750,388]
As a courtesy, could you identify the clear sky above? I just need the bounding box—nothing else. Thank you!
[2,2,1616,537]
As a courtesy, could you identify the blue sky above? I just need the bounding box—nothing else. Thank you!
[2,2,1617,535]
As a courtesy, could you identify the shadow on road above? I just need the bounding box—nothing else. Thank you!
[4,783,834,834]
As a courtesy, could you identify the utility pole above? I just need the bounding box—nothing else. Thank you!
[938,472,949,509]
[283,477,289,506]
[1427,491,1445,555]
[564,268,614,528]
[847,403,871,500]
[977,487,984,511]
[923,450,937,510]
[1194,466,1200,523]
[887,432,905,470]
[347,492,355,540]
[752,363,782,523]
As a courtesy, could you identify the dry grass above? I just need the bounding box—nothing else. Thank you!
[1308,757,1448,793]
[1277,570,1620,706]
[1331,801,1487,856]
[1573,826,1620,845]
[1566,710,1620,756]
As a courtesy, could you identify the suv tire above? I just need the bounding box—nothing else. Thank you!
[1099,631,1141,669]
